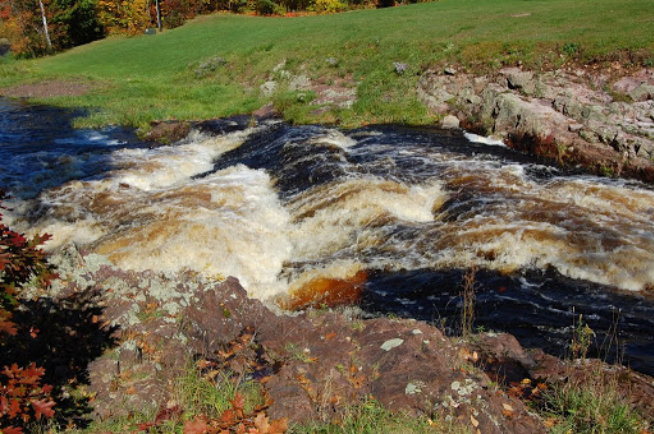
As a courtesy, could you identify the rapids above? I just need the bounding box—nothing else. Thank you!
[2,98,654,374]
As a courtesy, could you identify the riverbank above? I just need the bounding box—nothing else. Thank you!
[11,245,653,432]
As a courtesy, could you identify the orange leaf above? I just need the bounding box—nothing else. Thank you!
[269,418,288,433]
[231,393,245,412]
[254,412,270,433]
[183,417,210,434]
[220,409,236,425]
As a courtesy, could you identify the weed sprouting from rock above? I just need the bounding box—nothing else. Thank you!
[459,266,478,340]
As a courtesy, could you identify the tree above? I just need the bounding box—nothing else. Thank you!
[1,0,103,57]
[37,0,52,51]
[96,0,150,34]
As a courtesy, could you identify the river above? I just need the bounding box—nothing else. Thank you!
[2,98,654,375]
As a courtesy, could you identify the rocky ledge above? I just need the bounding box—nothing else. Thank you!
[418,67,654,182]
[14,244,654,432]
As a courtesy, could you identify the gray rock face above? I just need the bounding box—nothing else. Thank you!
[417,67,654,181]
[260,80,277,96]
[630,84,654,103]
[441,114,460,129]
[288,74,312,91]
[502,67,536,95]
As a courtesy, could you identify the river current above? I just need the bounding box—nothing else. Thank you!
[2,98,654,374]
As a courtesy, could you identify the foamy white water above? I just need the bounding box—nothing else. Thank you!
[5,119,654,298]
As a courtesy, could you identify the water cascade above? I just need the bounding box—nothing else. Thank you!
[2,99,654,374]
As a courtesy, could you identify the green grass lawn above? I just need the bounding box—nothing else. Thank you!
[1,0,652,128]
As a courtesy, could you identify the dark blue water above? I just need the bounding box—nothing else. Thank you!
[0,98,146,199]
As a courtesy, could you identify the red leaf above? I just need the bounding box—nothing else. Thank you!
[0,317,17,336]
[30,398,56,419]
[154,404,182,424]
[231,393,245,412]
[1,426,23,434]
[9,398,22,419]
[220,408,236,425]
[137,422,155,431]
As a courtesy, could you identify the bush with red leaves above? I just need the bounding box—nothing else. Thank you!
[0,190,57,433]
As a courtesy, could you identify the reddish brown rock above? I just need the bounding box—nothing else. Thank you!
[142,120,191,146]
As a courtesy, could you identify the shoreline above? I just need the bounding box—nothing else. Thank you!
[4,65,652,184]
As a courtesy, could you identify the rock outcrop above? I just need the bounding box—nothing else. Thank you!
[418,67,654,182]
[32,246,654,432]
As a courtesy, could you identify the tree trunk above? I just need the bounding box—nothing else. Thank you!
[155,0,162,31]
[37,0,52,52]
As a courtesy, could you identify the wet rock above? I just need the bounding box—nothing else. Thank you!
[441,114,460,129]
[143,121,191,146]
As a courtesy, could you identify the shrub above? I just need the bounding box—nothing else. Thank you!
[310,0,347,14]
[255,0,286,15]
[0,190,57,433]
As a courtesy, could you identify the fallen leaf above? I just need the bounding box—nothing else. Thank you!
[269,417,288,433]
[220,409,236,425]
[470,415,479,428]
[183,417,210,434]
[254,412,270,433]
[543,418,558,428]
[231,393,245,413]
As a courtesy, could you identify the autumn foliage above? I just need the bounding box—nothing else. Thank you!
[0,191,57,433]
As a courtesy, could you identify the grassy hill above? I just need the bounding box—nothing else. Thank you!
[1,0,653,128]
